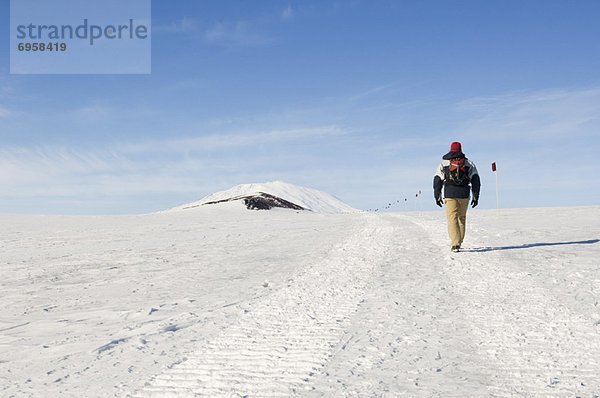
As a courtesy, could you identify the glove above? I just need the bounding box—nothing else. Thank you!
[471,196,479,208]
[435,196,443,207]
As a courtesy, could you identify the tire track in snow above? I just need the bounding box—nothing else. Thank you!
[133,214,394,397]
[451,260,600,397]
[309,214,494,397]
[407,214,600,397]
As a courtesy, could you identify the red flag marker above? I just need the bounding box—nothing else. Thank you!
[492,162,497,172]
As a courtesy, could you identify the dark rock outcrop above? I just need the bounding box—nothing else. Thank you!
[202,192,306,211]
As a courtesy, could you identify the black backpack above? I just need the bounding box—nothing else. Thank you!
[445,158,469,185]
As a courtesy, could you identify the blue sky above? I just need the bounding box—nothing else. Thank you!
[1,0,600,214]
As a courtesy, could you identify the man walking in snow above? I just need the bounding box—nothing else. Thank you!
[433,142,481,252]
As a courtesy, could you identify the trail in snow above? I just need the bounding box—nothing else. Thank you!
[134,214,395,397]
[309,210,600,397]
[2,206,600,397]
[0,206,363,398]
[135,208,600,397]
[309,214,493,397]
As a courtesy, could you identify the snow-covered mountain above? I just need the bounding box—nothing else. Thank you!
[170,181,358,213]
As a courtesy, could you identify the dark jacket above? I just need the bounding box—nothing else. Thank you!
[433,156,481,200]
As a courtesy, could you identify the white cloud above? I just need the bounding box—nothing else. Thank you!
[4,84,599,214]
[154,14,280,45]
[154,17,197,34]
[73,105,113,122]
[456,87,600,141]
[166,78,210,92]
[0,146,192,199]
[204,21,273,46]
[0,105,12,118]
[122,126,345,154]
[347,81,408,102]
[282,4,294,19]
[0,125,346,202]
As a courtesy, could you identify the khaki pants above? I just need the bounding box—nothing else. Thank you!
[445,198,469,247]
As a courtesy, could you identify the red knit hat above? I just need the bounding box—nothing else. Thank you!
[450,142,462,152]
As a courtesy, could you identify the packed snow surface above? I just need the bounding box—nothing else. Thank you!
[170,181,358,213]
[1,204,600,397]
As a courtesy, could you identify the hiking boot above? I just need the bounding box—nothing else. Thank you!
[451,245,460,253]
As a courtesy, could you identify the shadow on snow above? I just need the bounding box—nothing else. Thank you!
[464,239,600,253]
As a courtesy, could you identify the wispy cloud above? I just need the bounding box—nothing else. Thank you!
[281,4,294,19]
[0,147,131,199]
[154,10,285,46]
[3,83,599,213]
[0,125,346,207]
[0,145,195,199]
[456,87,600,141]
[122,126,345,154]
[204,20,273,46]
[347,81,408,103]
[0,75,14,99]
[443,87,600,208]
[0,105,12,119]
[72,105,114,122]
[166,78,210,92]
[153,17,198,34]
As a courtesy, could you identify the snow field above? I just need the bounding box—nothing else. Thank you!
[0,204,365,397]
[1,204,600,397]
[394,208,600,397]
[309,214,494,396]
[134,214,394,397]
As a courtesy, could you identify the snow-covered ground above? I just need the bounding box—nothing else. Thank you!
[2,204,600,397]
